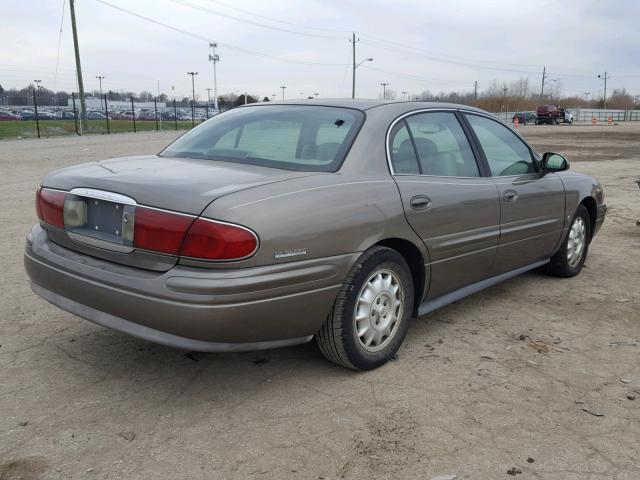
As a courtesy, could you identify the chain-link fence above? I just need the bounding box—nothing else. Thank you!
[0,93,238,140]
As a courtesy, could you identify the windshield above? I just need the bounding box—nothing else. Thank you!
[160,105,364,172]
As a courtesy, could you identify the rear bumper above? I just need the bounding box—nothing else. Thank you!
[25,224,356,351]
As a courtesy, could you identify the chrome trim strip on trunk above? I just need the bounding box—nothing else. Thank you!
[69,188,137,206]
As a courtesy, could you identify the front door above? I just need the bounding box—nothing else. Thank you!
[463,113,566,273]
[389,111,501,299]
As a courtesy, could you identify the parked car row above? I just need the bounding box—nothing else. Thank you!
[0,107,219,122]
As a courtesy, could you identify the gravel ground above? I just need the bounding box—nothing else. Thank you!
[1,125,639,480]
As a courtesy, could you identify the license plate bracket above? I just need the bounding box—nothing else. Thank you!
[63,190,137,252]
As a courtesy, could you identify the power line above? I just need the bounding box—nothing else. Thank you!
[201,0,352,34]
[168,0,346,40]
[357,33,544,71]
[93,0,349,66]
[360,64,473,88]
[359,38,542,75]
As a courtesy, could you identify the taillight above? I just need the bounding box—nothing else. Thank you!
[36,188,66,228]
[133,207,194,255]
[180,218,258,260]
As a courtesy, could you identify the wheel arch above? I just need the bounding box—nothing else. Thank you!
[374,237,426,316]
[579,196,597,241]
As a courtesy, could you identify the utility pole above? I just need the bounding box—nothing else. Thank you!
[69,0,87,131]
[313,93,319,99]
[351,32,358,99]
[208,42,219,111]
[584,91,591,102]
[474,81,478,103]
[598,72,608,109]
[540,66,546,98]
[96,75,104,98]
[380,83,389,100]
[187,72,198,127]
[401,91,407,101]
[280,85,287,100]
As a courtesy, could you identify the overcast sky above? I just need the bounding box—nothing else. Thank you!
[3,0,639,100]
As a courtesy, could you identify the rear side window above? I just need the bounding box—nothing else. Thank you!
[389,123,420,174]
[161,105,364,172]
[405,112,479,177]
[389,111,479,177]
[465,114,535,176]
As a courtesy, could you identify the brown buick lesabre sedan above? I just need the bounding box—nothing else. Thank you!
[25,100,606,369]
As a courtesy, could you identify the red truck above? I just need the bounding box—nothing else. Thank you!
[536,104,574,125]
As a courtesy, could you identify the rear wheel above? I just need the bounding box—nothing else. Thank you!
[545,204,591,277]
[316,246,414,370]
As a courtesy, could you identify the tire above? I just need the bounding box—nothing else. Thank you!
[316,246,415,370]
[544,204,591,277]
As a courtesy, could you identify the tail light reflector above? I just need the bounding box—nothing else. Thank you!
[133,207,194,256]
[36,188,66,229]
[180,218,258,260]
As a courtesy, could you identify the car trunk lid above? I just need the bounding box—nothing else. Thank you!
[40,155,313,270]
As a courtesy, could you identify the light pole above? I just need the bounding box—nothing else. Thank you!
[33,80,42,106]
[380,82,389,100]
[401,91,407,101]
[187,71,198,127]
[208,42,220,111]
[314,93,319,99]
[206,87,212,105]
[271,94,276,102]
[584,91,591,102]
[352,57,373,99]
[598,72,608,109]
[96,75,104,98]
[280,85,287,100]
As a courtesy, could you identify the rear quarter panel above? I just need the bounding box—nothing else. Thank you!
[196,172,426,269]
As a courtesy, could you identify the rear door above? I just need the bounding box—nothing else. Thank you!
[389,110,501,299]
[463,113,565,273]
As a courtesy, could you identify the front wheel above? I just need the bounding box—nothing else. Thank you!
[544,205,591,277]
[316,246,414,370]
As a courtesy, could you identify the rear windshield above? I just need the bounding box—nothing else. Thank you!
[160,105,364,172]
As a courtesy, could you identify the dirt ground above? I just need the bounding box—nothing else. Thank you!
[1,124,639,480]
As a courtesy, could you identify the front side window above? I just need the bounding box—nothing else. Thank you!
[465,114,535,176]
[161,106,363,172]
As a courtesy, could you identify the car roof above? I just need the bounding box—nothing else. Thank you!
[243,98,487,114]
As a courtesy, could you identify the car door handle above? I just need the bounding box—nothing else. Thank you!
[503,190,518,202]
[410,195,432,211]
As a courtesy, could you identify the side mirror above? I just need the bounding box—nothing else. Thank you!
[541,152,569,172]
